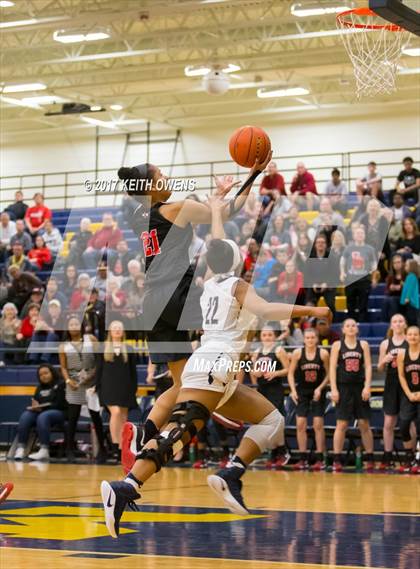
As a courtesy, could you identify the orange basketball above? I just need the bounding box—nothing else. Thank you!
[229,125,271,168]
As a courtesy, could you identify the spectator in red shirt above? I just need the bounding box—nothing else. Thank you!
[25,193,52,239]
[277,259,304,304]
[15,303,40,363]
[82,213,122,270]
[70,273,91,310]
[259,161,286,206]
[290,162,318,210]
[28,235,53,270]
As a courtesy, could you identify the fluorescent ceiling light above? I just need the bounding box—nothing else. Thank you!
[291,3,353,17]
[21,95,68,105]
[53,30,110,44]
[397,67,420,75]
[110,104,123,111]
[2,82,46,93]
[267,28,368,41]
[0,1,15,7]
[222,63,241,73]
[185,65,212,77]
[45,48,162,64]
[402,47,420,57]
[90,105,102,111]
[0,18,37,28]
[80,116,117,129]
[0,95,41,109]
[257,87,310,98]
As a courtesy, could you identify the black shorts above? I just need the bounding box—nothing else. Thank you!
[336,383,370,422]
[383,376,403,416]
[144,278,202,364]
[399,393,420,423]
[257,384,285,416]
[295,390,326,418]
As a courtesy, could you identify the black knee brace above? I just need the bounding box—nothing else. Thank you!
[136,401,210,472]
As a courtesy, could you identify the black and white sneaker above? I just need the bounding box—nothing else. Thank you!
[207,468,249,515]
[100,480,140,538]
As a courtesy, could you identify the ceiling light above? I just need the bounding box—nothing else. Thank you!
[80,116,117,129]
[266,28,368,41]
[110,104,123,111]
[257,87,310,98]
[185,65,212,77]
[221,63,241,73]
[0,95,41,109]
[0,1,15,7]
[397,67,420,75]
[53,29,110,44]
[402,47,420,57]
[2,82,46,93]
[291,3,353,17]
[90,105,102,111]
[21,95,68,105]
[45,48,163,64]
[0,18,38,28]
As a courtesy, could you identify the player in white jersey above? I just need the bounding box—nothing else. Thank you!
[101,197,331,537]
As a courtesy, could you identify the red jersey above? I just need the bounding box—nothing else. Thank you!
[25,205,52,228]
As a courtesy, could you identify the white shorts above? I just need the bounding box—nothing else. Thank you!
[181,350,239,409]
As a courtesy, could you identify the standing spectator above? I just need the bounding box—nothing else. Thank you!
[393,157,420,204]
[396,217,420,257]
[356,161,382,197]
[41,220,63,258]
[9,219,32,253]
[28,235,53,270]
[0,212,16,264]
[60,264,78,300]
[250,327,290,469]
[69,273,92,311]
[108,240,136,277]
[3,266,42,311]
[340,226,377,321]
[400,260,419,326]
[59,316,106,462]
[0,302,21,366]
[290,162,318,209]
[382,255,406,321]
[82,213,122,269]
[94,320,138,460]
[28,300,64,364]
[330,319,374,472]
[67,218,92,268]
[12,364,67,461]
[277,259,304,305]
[259,161,286,207]
[359,199,390,282]
[6,243,36,273]
[304,234,337,315]
[4,190,28,221]
[83,288,106,341]
[324,168,347,214]
[24,193,52,239]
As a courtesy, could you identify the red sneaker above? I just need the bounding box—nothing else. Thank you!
[274,451,291,470]
[332,461,343,472]
[293,460,309,471]
[365,461,375,473]
[410,462,418,475]
[121,422,138,475]
[312,460,326,471]
[0,482,13,504]
[265,459,275,470]
[193,459,208,469]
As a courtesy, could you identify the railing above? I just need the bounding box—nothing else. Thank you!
[1,146,419,210]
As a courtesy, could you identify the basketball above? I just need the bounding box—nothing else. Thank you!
[229,125,271,168]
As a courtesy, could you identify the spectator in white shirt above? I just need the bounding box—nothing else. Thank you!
[0,212,17,264]
[324,168,348,214]
[356,161,382,197]
[41,220,63,258]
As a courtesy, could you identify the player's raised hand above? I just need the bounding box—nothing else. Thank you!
[212,175,240,198]
[206,193,228,210]
[251,150,273,174]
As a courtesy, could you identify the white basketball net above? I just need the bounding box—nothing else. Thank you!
[337,10,410,98]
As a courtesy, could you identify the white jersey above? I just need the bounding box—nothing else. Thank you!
[199,275,256,359]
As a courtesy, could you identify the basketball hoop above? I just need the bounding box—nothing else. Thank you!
[336,7,410,98]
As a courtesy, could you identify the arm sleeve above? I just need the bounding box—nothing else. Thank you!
[94,353,104,391]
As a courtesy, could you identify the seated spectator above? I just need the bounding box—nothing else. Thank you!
[294,232,312,272]
[70,273,92,310]
[6,243,36,273]
[290,162,318,209]
[340,226,377,321]
[267,246,289,300]
[83,288,106,341]
[243,192,262,222]
[67,218,92,267]
[241,238,259,273]
[116,193,139,230]
[108,239,135,277]
[29,299,65,363]
[24,193,52,239]
[11,364,67,462]
[324,168,348,214]
[9,219,32,253]
[263,214,291,248]
[43,277,67,310]
[90,261,108,301]
[105,277,127,318]
[222,218,241,243]
[60,264,78,299]
[82,213,122,269]
[395,217,420,257]
[356,161,382,198]
[0,302,21,366]
[15,303,40,363]
[20,287,44,318]
[391,192,414,224]
[359,199,390,281]
[259,161,286,208]
[3,266,42,312]
[0,212,16,264]
[315,317,340,346]
[41,219,63,258]
[239,219,257,245]
[277,318,304,347]
[271,192,292,219]
[188,226,207,266]
[121,259,143,293]
[125,273,145,315]
[289,216,316,249]
[277,259,304,304]
[393,156,420,204]
[252,247,276,299]
[312,197,346,232]
[4,190,28,221]
[304,234,337,315]
[382,254,405,321]
[28,235,53,270]
[400,260,419,326]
